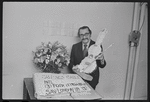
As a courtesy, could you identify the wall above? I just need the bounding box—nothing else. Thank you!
[3,2,134,99]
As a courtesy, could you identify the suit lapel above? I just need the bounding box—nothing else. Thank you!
[89,40,95,47]
[78,42,84,59]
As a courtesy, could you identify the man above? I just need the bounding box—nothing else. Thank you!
[68,26,106,89]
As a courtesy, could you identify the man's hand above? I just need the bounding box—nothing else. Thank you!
[72,65,80,72]
[72,66,93,81]
[96,53,105,64]
[96,53,104,60]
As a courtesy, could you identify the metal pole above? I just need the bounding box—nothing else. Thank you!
[130,3,147,99]
[123,2,141,100]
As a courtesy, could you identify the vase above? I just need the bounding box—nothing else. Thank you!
[58,66,71,74]
[42,66,60,73]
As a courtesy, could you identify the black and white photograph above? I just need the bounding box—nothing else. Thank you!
[2,2,148,100]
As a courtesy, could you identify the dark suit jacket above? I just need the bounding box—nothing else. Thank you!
[68,40,106,89]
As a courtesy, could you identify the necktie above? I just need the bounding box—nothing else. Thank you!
[83,44,88,58]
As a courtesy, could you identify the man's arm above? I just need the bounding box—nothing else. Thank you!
[68,45,75,73]
[72,67,93,81]
[68,45,93,81]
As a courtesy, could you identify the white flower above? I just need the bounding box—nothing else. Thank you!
[33,58,39,63]
[56,58,60,63]
[39,57,44,63]
[51,55,56,61]
[48,42,52,48]
[56,48,62,52]
[58,63,62,67]
[36,52,42,57]
[55,61,58,65]
[37,58,41,62]
[43,48,49,54]
[45,59,49,64]
[65,59,70,66]
[46,55,51,59]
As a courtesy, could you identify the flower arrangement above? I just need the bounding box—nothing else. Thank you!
[32,41,70,73]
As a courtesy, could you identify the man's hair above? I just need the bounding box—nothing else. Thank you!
[77,26,92,37]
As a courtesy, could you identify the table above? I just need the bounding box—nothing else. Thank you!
[23,78,102,100]
[23,78,36,99]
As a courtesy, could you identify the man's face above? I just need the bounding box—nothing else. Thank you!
[79,28,91,44]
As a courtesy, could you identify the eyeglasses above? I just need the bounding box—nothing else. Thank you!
[79,33,90,37]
